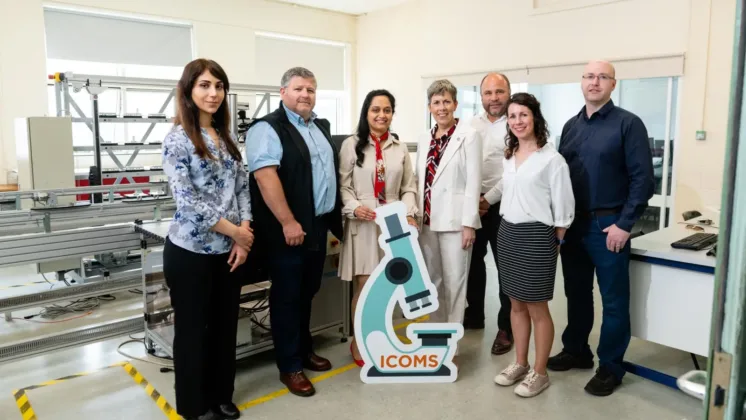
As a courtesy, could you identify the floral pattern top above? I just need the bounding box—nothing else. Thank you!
[162,125,252,254]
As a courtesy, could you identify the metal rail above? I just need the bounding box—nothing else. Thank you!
[0,317,142,364]
[0,224,141,269]
[61,73,279,94]
[0,270,141,313]
[0,182,169,210]
[0,202,174,237]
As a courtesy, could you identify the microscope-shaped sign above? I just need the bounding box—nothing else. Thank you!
[354,201,464,384]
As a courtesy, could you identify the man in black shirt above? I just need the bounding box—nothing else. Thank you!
[548,60,654,397]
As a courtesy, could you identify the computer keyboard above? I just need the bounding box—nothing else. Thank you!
[671,233,718,251]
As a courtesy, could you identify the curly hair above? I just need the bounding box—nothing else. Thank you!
[504,92,550,159]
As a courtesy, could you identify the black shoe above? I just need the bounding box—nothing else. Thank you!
[547,350,594,371]
[185,411,222,420]
[584,366,622,396]
[463,318,485,330]
[212,403,240,419]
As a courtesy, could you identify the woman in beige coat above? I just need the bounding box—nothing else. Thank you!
[338,89,418,366]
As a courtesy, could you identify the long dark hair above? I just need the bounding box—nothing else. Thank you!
[504,92,550,159]
[174,58,242,161]
[355,89,396,167]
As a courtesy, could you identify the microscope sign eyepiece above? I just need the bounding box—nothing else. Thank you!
[385,258,412,285]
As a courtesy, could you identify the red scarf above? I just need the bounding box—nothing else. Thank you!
[371,131,389,205]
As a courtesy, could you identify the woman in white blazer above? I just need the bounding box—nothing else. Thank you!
[416,79,483,329]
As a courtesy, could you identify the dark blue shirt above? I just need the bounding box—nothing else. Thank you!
[558,100,655,232]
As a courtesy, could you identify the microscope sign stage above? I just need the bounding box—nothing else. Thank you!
[354,201,464,384]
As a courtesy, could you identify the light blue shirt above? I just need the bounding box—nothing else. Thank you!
[162,126,252,254]
[245,103,337,216]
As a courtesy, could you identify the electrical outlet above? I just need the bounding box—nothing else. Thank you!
[696,130,707,141]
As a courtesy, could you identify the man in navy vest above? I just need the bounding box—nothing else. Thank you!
[245,67,343,397]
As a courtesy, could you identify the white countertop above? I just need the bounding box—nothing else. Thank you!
[630,220,717,268]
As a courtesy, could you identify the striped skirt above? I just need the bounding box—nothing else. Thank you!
[496,219,559,303]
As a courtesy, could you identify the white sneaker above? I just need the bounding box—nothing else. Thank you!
[494,363,530,386]
[514,370,550,397]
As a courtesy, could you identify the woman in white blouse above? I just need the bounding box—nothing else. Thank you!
[485,92,575,398]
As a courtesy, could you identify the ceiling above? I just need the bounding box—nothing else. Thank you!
[274,0,413,15]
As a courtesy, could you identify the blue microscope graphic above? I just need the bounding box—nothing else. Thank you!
[355,201,464,384]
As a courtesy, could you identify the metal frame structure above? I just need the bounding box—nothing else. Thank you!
[134,220,350,362]
[0,181,177,363]
[0,182,169,210]
[51,72,280,185]
[0,222,153,363]
[0,184,351,365]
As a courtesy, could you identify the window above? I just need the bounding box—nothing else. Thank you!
[254,32,351,136]
[424,75,681,234]
[43,8,191,70]
[42,7,193,178]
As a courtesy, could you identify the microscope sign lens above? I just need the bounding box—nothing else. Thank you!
[385,258,412,285]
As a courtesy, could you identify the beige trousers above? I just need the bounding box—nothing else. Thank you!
[419,225,473,325]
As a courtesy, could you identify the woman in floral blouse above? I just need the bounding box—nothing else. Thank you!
[161,58,253,420]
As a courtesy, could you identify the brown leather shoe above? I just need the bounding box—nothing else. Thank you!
[491,330,513,355]
[280,371,316,397]
[303,353,332,372]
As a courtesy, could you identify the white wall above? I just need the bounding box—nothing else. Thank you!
[357,0,736,220]
[0,0,357,183]
[0,0,48,185]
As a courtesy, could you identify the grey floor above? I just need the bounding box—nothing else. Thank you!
[0,253,706,419]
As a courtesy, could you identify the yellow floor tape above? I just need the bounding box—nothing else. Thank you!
[237,314,428,411]
[11,361,127,420]
[0,280,50,291]
[10,315,430,419]
[122,362,180,420]
[12,389,36,420]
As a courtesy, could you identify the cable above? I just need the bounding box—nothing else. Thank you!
[22,295,117,321]
[38,297,102,320]
[117,339,174,368]
[13,311,93,324]
[40,273,54,285]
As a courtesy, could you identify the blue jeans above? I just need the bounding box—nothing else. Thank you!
[559,213,631,380]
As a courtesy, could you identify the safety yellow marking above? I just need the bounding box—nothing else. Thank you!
[237,315,429,412]
[17,361,127,393]
[122,362,180,420]
[393,314,429,331]
[396,334,412,344]
[0,280,48,291]
[237,362,357,411]
[12,389,37,420]
[11,360,127,419]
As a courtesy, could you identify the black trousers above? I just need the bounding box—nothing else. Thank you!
[163,238,242,418]
[465,201,512,333]
[268,219,327,373]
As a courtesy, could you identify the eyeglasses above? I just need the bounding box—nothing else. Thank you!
[582,74,615,81]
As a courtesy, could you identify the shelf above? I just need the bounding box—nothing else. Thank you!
[74,144,163,152]
[102,170,165,179]
[72,117,174,123]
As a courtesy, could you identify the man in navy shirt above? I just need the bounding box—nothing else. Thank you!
[548,60,654,397]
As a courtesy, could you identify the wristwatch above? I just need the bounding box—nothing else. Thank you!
[556,237,566,246]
